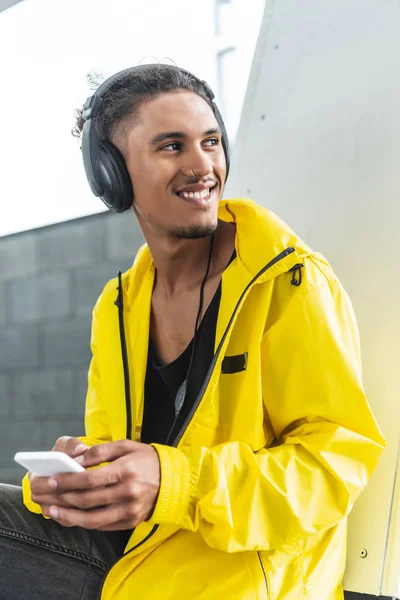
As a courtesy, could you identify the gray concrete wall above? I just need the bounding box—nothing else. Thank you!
[0,0,24,13]
[0,209,143,484]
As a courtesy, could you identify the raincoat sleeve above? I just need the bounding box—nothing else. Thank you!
[22,302,111,514]
[149,256,386,552]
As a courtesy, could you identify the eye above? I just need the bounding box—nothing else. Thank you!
[160,142,182,151]
[203,138,220,147]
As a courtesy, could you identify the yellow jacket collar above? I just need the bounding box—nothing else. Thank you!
[122,198,308,307]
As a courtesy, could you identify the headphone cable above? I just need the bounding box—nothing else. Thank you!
[165,231,215,445]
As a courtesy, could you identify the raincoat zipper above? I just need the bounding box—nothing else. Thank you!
[97,246,295,598]
[173,246,295,446]
[115,271,132,440]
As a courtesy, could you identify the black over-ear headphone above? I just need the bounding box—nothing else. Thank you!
[81,65,230,213]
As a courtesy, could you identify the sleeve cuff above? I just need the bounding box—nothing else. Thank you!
[149,443,192,526]
[22,472,44,515]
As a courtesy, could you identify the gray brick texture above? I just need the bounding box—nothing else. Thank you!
[0,232,38,280]
[0,418,84,483]
[72,262,121,318]
[7,271,71,323]
[0,326,39,370]
[0,373,11,417]
[42,319,92,367]
[0,210,143,484]
[11,368,88,418]
[105,210,144,260]
[37,215,106,270]
[0,283,6,325]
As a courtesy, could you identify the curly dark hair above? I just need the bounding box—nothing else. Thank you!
[71,63,215,153]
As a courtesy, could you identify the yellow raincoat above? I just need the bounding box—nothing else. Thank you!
[23,199,385,599]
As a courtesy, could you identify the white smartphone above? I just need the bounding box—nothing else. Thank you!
[14,451,85,476]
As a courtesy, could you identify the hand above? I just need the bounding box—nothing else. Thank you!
[41,440,161,531]
[30,436,89,515]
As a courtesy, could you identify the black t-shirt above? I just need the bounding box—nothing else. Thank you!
[141,250,236,445]
[141,282,221,445]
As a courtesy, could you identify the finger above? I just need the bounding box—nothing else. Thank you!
[98,520,135,531]
[48,503,131,530]
[50,463,122,493]
[78,440,140,468]
[30,476,62,496]
[31,493,72,508]
[68,440,89,458]
[41,504,51,517]
[40,504,67,519]
[52,436,72,452]
[53,436,88,458]
[60,482,136,511]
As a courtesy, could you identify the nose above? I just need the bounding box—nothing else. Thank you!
[182,146,213,179]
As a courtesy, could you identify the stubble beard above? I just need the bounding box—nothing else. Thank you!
[169,222,218,240]
[169,210,218,240]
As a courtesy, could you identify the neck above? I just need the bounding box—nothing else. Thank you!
[141,220,236,299]
[149,231,216,298]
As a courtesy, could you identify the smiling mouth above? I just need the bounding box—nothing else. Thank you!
[178,188,212,200]
[176,182,218,202]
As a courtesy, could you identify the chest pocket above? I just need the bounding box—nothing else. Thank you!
[222,352,248,374]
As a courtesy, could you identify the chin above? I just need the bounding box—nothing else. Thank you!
[170,220,218,240]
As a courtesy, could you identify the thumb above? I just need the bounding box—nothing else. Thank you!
[77,440,139,467]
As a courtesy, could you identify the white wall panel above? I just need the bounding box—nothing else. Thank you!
[226,1,400,595]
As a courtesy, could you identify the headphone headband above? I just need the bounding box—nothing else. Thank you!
[81,64,230,213]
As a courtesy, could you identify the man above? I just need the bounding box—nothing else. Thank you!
[0,64,385,599]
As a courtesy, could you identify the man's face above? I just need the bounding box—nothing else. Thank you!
[123,91,227,239]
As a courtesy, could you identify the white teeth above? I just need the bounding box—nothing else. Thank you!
[180,188,210,199]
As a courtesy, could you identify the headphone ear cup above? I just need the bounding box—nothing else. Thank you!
[211,102,230,180]
[96,141,134,213]
[221,135,230,179]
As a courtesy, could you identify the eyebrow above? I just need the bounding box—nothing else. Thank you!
[149,128,221,146]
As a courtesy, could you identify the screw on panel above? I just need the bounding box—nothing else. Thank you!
[360,548,368,558]
[260,114,266,120]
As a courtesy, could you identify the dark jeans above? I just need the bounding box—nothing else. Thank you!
[0,484,131,599]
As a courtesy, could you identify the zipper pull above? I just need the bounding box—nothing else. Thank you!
[114,271,123,307]
[175,379,188,417]
[290,263,304,287]
[165,380,188,446]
